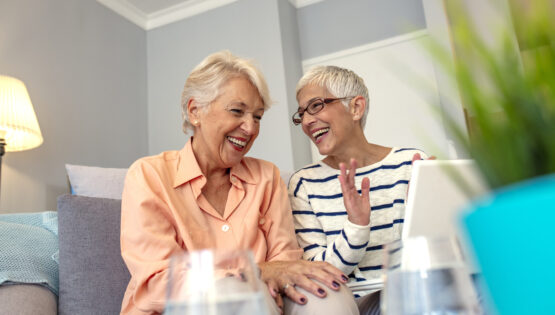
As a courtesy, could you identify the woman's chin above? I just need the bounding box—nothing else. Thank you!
[222,151,247,167]
[316,143,333,157]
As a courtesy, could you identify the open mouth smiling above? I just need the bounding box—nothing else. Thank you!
[312,128,329,142]
[227,136,247,150]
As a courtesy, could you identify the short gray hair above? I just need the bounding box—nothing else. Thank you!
[181,50,272,133]
[296,65,369,128]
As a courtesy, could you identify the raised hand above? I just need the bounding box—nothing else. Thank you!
[339,158,371,226]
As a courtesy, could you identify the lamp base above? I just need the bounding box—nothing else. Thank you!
[0,137,4,157]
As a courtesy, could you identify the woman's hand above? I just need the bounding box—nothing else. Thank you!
[339,158,371,226]
[259,260,348,309]
[411,153,436,164]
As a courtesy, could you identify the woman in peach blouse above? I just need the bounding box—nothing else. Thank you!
[120,51,359,315]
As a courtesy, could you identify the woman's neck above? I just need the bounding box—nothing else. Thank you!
[322,132,391,170]
[191,137,229,180]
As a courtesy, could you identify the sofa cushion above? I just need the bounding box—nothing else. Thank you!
[0,284,57,315]
[57,194,130,315]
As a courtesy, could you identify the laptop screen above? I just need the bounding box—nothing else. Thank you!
[402,159,489,272]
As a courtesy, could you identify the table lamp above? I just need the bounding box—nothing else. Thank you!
[0,75,43,198]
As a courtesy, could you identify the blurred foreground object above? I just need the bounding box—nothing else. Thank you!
[428,1,555,314]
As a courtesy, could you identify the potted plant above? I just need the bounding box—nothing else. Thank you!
[433,0,555,314]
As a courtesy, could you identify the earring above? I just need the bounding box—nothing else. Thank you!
[193,120,199,126]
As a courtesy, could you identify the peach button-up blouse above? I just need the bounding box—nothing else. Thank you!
[120,139,302,314]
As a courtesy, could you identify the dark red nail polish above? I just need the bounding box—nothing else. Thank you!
[332,281,340,288]
[341,275,348,282]
[300,297,306,303]
[318,288,325,295]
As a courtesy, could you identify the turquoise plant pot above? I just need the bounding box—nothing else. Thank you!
[462,174,555,315]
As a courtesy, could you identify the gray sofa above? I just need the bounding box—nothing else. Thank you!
[0,195,130,315]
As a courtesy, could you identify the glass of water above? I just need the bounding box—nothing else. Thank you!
[165,249,269,315]
[381,236,481,315]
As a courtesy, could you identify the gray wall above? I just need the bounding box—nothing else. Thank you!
[277,0,312,170]
[146,0,426,172]
[0,0,148,213]
[146,0,307,172]
[297,0,426,60]
[0,0,428,213]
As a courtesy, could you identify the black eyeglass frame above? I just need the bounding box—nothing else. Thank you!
[291,96,355,125]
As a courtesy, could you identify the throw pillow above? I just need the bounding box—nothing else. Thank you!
[65,164,128,199]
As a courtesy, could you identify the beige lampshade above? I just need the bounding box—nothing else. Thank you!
[0,75,43,152]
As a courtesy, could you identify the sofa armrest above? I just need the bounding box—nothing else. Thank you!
[0,284,57,315]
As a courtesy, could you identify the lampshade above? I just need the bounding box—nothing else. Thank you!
[0,75,43,152]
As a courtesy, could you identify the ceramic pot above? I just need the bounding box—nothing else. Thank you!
[462,174,555,315]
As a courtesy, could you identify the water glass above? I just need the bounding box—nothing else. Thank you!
[165,249,269,315]
[381,237,481,315]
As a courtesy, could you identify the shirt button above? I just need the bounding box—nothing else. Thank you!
[222,224,230,232]
[259,218,265,225]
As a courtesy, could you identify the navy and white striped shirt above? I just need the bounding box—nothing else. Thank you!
[288,148,426,297]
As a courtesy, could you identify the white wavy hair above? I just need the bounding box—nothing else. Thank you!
[296,65,369,128]
[181,50,272,134]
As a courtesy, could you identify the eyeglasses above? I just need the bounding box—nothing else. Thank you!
[291,97,355,125]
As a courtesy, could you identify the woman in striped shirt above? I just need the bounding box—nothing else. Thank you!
[288,65,428,314]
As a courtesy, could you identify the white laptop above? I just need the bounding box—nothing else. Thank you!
[403,159,489,272]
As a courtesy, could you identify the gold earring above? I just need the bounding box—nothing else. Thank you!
[193,120,199,125]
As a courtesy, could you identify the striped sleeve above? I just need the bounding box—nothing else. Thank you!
[289,174,371,275]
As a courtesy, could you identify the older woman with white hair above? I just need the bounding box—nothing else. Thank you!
[120,52,359,315]
[288,65,428,314]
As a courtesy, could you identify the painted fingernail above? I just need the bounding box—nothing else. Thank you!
[318,288,325,295]
[332,281,340,288]
[341,275,348,282]
[300,297,307,303]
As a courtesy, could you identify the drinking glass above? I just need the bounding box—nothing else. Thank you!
[381,237,481,315]
[165,249,269,315]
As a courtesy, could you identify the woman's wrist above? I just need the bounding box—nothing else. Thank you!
[347,214,370,226]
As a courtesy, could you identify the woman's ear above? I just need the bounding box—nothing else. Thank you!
[187,98,200,125]
[350,96,366,122]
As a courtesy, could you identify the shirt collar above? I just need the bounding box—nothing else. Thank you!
[173,138,256,188]
[230,158,256,185]
[173,139,203,188]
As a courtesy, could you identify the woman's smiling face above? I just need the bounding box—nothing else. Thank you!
[191,76,264,169]
[297,84,356,156]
